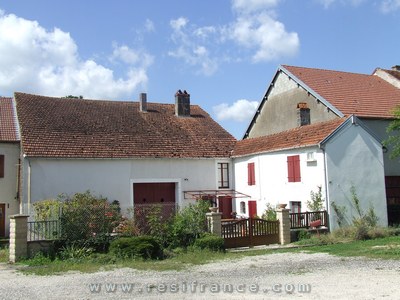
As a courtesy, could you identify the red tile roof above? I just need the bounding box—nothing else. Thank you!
[233,118,347,157]
[283,65,400,119]
[0,97,19,142]
[15,92,236,158]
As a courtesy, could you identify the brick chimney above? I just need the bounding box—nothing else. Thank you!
[175,90,190,117]
[139,93,147,112]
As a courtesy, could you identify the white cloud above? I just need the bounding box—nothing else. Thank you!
[0,12,153,99]
[381,0,400,13]
[232,0,281,14]
[111,43,154,67]
[168,1,299,74]
[213,99,259,122]
[316,0,367,9]
[144,19,155,32]
[168,17,219,76]
[230,13,299,62]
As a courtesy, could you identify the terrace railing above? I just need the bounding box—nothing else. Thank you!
[289,210,328,229]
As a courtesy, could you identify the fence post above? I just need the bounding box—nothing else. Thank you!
[206,212,222,237]
[9,214,29,263]
[276,208,291,245]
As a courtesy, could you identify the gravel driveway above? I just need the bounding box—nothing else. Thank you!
[0,252,399,299]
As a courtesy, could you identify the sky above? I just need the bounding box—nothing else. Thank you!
[0,0,399,139]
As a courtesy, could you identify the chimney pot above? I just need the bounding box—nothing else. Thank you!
[139,93,147,112]
[175,89,190,117]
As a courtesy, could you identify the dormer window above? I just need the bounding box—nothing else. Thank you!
[297,102,310,126]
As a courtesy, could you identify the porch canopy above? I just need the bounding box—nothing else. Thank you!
[184,189,250,200]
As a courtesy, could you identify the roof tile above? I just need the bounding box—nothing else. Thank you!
[283,65,400,118]
[15,92,236,158]
[0,97,19,142]
[233,118,347,157]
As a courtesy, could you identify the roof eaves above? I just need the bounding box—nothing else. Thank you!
[232,144,319,159]
[280,65,345,118]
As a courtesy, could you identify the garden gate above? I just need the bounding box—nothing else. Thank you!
[221,218,279,248]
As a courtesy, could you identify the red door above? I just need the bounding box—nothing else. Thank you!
[248,200,257,218]
[0,204,5,237]
[134,183,175,204]
[218,196,232,219]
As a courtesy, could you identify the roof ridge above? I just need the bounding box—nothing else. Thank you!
[282,64,372,77]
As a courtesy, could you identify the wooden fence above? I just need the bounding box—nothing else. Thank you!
[221,218,279,248]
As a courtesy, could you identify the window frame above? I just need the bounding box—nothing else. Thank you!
[217,162,229,189]
[0,155,4,178]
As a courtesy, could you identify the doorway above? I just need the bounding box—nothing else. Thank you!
[0,203,5,237]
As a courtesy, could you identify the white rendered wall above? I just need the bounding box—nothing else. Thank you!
[0,143,20,236]
[22,158,232,214]
[233,147,326,217]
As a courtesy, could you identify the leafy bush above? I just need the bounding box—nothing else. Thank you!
[109,236,163,260]
[194,234,225,252]
[167,200,209,248]
[59,191,122,251]
[297,229,311,241]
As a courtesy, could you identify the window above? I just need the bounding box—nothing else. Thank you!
[217,162,229,188]
[287,155,301,182]
[247,162,255,185]
[297,103,310,126]
[240,201,246,214]
[290,201,301,213]
[0,155,4,178]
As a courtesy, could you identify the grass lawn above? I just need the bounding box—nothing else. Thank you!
[3,236,400,276]
[298,236,400,260]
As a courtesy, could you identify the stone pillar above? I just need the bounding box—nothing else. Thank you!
[276,208,291,245]
[206,212,222,237]
[9,215,29,263]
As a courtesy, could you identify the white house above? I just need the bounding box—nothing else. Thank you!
[0,97,20,237]
[233,116,387,230]
[14,91,240,219]
[234,64,400,228]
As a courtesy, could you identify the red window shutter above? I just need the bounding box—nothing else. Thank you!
[248,162,255,185]
[287,156,294,182]
[0,155,4,178]
[294,155,301,182]
[287,155,301,182]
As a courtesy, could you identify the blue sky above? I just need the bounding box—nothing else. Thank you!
[0,0,399,138]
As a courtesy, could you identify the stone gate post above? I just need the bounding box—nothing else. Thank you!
[9,215,29,263]
[206,212,222,237]
[276,208,291,245]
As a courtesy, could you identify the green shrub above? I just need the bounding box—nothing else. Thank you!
[109,236,162,260]
[297,229,311,241]
[194,234,225,252]
[59,244,94,261]
[59,191,123,252]
[168,200,209,248]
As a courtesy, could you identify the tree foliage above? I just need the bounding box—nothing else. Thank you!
[384,107,400,159]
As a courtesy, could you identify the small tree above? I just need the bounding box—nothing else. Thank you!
[261,203,277,221]
[307,186,324,212]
